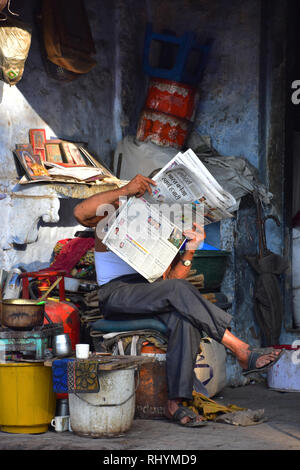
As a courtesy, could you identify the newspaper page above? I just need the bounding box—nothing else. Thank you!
[147,149,236,225]
[102,148,236,282]
[102,196,186,282]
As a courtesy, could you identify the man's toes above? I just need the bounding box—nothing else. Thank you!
[256,354,271,368]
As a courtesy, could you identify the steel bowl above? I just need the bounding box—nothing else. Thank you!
[52,333,72,357]
[0,299,45,330]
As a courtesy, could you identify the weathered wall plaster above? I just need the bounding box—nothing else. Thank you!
[0,0,120,272]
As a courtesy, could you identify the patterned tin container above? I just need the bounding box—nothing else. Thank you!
[145,78,198,121]
[136,109,190,149]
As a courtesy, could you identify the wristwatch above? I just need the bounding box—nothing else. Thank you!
[180,258,192,267]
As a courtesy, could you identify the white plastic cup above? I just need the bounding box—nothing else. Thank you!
[76,343,90,359]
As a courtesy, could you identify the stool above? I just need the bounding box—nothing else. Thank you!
[90,317,168,335]
[143,23,212,85]
[20,270,66,301]
[90,317,168,356]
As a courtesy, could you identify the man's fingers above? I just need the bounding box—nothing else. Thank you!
[140,179,154,195]
[184,227,203,236]
[135,184,150,197]
[145,182,153,195]
[143,176,157,186]
[183,230,197,239]
[129,175,157,197]
[135,174,156,185]
[184,228,205,245]
[193,222,204,232]
[140,181,151,194]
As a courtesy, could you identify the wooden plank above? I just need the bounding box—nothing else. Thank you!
[98,356,155,370]
[187,274,204,281]
[44,354,155,368]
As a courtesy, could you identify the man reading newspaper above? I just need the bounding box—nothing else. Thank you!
[74,150,282,427]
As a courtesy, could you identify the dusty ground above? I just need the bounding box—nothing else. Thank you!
[0,382,299,456]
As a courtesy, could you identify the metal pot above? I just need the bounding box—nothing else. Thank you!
[0,299,45,330]
[52,334,72,358]
[55,398,70,416]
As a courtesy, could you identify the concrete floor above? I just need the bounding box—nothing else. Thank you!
[0,382,300,452]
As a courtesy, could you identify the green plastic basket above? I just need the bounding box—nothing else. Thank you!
[191,250,231,291]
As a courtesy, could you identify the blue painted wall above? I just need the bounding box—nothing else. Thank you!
[133,0,292,384]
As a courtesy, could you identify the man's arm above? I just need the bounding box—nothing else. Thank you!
[73,174,156,227]
[165,223,205,280]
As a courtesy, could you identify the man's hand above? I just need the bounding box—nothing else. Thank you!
[123,174,156,198]
[183,223,206,251]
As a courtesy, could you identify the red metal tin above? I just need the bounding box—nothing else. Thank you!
[136,109,190,149]
[145,78,198,121]
[135,344,168,419]
[44,300,80,351]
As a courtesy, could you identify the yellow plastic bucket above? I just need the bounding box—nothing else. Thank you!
[0,362,56,434]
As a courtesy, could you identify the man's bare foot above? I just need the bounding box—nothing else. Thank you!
[238,349,282,371]
[166,399,205,425]
[221,329,282,371]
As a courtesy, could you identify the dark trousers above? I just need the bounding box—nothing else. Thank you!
[98,274,232,400]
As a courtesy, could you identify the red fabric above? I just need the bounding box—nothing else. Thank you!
[49,237,95,275]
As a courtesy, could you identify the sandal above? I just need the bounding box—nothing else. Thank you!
[243,348,285,376]
[170,403,207,427]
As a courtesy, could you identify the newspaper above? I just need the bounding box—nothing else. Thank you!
[102,149,236,282]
